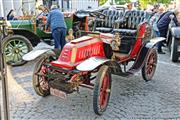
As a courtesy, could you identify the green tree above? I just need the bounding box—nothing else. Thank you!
[99,0,108,5]
[139,0,171,9]
[139,0,149,9]
[115,0,131,5]
[149,0,171,4]
[99,0,131,5]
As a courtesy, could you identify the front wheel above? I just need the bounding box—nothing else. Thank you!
[142,49,157,81]
[33,52,56,97]
[2,35,33,66]
[170,37,178,62]
[93,65,111,115]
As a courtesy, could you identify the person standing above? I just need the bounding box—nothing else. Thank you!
[46,5,67,50]
[37,5,49,17]
[126,3,136,11]
[150,6,164,37]
[7,9,18,20]
[157,9,180,54]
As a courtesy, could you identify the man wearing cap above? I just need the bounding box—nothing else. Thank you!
[46,5,67,50]
[157,9,180,54]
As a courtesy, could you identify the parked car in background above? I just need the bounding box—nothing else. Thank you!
[2,10,91,66]
[166,16,180,62]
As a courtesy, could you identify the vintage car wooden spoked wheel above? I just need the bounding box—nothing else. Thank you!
[93,65,111,115]
[3,35,32,66]
[33,53,55,97]
[142,49,157,81]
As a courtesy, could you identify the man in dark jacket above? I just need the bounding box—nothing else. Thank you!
[46,5,67,50]
[157,9,180,54]
[7,9,18,20]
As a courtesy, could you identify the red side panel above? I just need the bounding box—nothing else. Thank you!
[51,37,106,70]
[75,42,105,62]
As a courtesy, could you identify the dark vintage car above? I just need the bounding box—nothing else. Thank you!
[166,17,180,62]
[24,10,164,115]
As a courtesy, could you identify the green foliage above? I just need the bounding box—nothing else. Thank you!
[139,0,148,9]
[99,0,131,5]
[99,0,171,8]
[139,0,171,9]
[115,0,131,5]
[99,0,108,5]
[149,0,171,4]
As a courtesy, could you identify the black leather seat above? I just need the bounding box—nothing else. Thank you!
[94,10,124,33]
[113,10,147,36]
[113,11,149,54]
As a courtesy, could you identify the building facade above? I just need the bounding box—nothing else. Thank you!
[0,0,35,17]
[0,0,99,17]
[44,0,99,11]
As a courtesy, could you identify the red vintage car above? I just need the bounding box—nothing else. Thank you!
[29,10,164,115]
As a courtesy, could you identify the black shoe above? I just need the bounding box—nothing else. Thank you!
[158,51,166,54]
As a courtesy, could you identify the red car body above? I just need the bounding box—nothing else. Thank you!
[32,19,164,115]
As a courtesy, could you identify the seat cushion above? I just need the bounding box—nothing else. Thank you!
[96,27,113,33]
[113,29,137,36]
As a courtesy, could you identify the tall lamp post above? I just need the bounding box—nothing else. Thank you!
[0,18,10,120]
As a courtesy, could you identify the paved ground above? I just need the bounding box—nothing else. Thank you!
[1,49,180,120]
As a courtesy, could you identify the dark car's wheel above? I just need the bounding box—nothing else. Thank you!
[93,65,111,115]
[167,33,172,52]
[33,52,56,97]
[142,49,157,81]
[2,35,33,66]
[170,37,178,62]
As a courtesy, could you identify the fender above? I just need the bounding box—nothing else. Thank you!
[127,45,150,74]
[145,37,166,48]
[9,28,41,46]
[171,27,180,38]
[126,38,163,74]
[23,42,54,61]
[76,57,110,71]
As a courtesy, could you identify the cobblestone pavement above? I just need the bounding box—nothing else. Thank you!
[1,50,180,120]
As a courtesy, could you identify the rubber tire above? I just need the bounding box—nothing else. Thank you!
[167,33,172,52]
[170,37,178,62]
[2,35,33,66]
[142,49,157,81]
[32,52,56,97]
[93,65,111,115]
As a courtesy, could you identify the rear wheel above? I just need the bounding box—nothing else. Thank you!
[142,49,157,81]
[33,52,56,97]
[170,37,178,62]
[93,65,111,115]
[2,35,32,66]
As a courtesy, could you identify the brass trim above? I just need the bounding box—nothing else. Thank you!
[70,47,77,64]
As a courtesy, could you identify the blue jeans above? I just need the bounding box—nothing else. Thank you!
[52,27,66,49]
[154,31,160,37]
[157,29,167,52]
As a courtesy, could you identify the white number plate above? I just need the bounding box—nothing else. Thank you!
[50,88,67,99]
